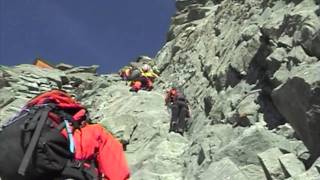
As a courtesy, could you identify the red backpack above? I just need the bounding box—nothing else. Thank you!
[26,90,87,125]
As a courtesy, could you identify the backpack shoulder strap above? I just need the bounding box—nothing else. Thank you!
[18,105,52,176]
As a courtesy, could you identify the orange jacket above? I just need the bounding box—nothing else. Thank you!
[62,124,130,180]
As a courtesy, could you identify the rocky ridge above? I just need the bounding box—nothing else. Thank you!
[155,0,320,179]
[1,0,320,179]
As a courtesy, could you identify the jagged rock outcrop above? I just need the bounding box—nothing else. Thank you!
[1,0,320,179]
[155,0,320,179]
[272,62,320,164]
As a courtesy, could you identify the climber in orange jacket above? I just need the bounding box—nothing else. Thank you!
[60,122,130,180]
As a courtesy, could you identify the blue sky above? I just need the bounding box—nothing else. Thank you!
[0,0,175,73]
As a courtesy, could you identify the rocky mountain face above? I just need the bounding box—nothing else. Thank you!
[1,0,320,179]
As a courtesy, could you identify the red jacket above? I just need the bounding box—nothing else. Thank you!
[62,124,130,180]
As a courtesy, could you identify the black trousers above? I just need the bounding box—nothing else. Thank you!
[169,100,188,135]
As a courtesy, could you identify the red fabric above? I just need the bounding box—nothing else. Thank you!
[165,88,177,105]
[61,124,130,180]
[48,112,61,125]
[130,81,142,91]
[72,109,87,121]
[130,78,153,91]
[27,90,81,107]
[145,78,153,89]
[27,90,86,121]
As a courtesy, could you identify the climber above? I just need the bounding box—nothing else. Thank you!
[60,122,130,180]
[0,90,130,180]
[131,56,160,76]
[119,66,133,80]
[129,64,158,92]
[165,87,191,135]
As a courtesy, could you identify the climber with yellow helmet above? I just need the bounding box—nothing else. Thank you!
[129,64,159,92]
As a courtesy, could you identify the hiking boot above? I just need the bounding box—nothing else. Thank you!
[177,128,184,136]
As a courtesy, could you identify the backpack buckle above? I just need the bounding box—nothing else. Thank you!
[74,161,82,168]
[70,159,83,168]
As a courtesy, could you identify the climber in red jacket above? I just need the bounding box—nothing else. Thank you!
[26,90,130,180]
[165,87,191,135]
[60,123,130,180]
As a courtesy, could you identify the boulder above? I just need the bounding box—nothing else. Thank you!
[292,167,320,180]
[212,125,305,167]
[287,46,313,65]
[55,63,74,71]
[199,158,249,180]
[272,62,320,162]
[272,123,295,139]
[0,88,15,109]
[279,153,305,178]
[66,65,99,74]
[0,71,7,89]
[258,148,285,180]
[278,35,293,48]
[187,6,212,22]
[0,98,29,126]
[176,0,198,12]
[240,164,267,180]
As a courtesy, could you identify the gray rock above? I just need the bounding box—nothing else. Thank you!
[310,157,320,170]
[266,47,287,75]
[66,65,99,74]
[240,164,267,180]
[258,148,285,180]
[13,64,63,84]
[56,63,74,71]
[199,157,249,180]
[302,30,320,59]
[287,46,312,65]
[176,0,198,12]
[278,35,293,48]
[0,88,15,109]
[290,0,320,58]
[292,167,320,180]
[241,24,260,41]
[212,126,304,167]
[0,98,29,125]
[171,13,188,25]
[279,153,305,178]
[273,123,295,139]
[272,62,320,162]
[0,70,8,89]
[187,6,212,22]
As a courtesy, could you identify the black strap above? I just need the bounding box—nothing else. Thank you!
[62,159,98,180]
[18,106,51,176]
